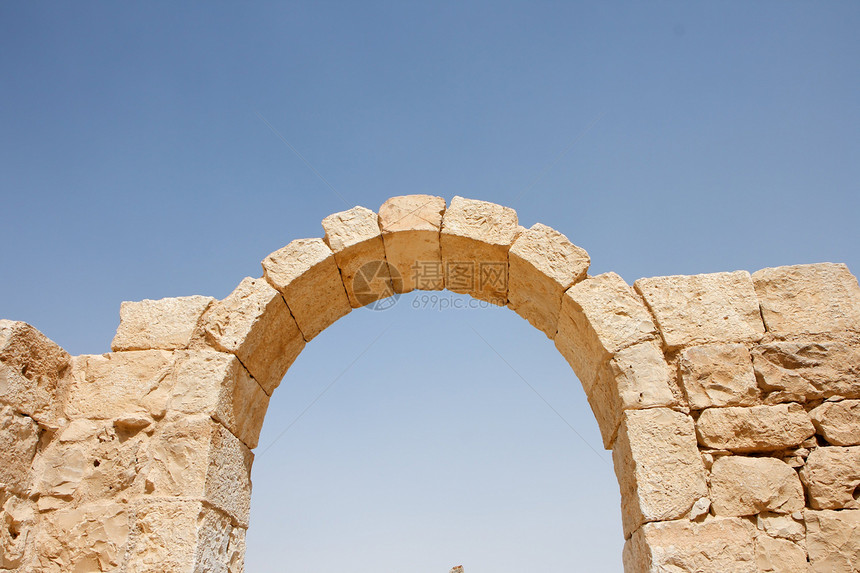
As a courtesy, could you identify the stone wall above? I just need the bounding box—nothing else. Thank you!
[1,195,859,572]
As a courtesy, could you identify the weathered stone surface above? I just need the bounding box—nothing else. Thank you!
[378,194,446,293]
[679,343,760,409]
[1,495,36,569]
[111,295,215,352]
[440,196,519,304]
[756,511,806,542]
[811,400,860,446]
[322,206,394,307]
[0,405,39,496]
[635,271,765,350]
[262,238,351,341]
[801,446,860,510]
[507,223,590,338]
[752,338,860,402]
[555,272,657,387]
[709,456,804,516]
[0,320,70,427]
[35,500,129,572]
[755,534,808,573]
[805,509,860,572]
[753,263,860,336]
[696,403,815,452]
[201,277,304,393]
[613,408,707,537]
[623,517,756,573]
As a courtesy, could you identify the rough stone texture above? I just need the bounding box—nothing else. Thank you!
[1,495,36,569]
[623,517,756,573]
[709,456,805,516]
[35,500,129,572]
[805,509,860,572]
[753,263,860,336]
[613,408,707,537]
[201,277,305,393]
[801,446,860,510]
[0,405,39,496]
[755,534,808,573]
[378,194,446,293]
[262,238,351,341]
[679,343,760,409]
[507,223,590,338]
[440,196,519,304]
[555,272,658,388]
[635,271,765,350]
[756,511,806,542]
[322,205,394,307]
[810,400,860,446]
[111,295,215,352]
[696,403,815,452]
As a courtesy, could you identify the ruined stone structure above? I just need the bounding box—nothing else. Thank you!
[2,195,859,571]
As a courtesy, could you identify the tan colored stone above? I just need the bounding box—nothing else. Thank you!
[753,263,860,336]
[440,196,519,304]
[752,338,860,403]
[555,272,658,387]
[0,320,70,427]
[756,511,806,542]
[35,500,129,572]
[801,446,860,510]
[623,517,756,573]
[507,223,590,338]
[1,495,35,569]
[805,509,860,572]
[679,343,760,409]
[612,408,707,537]
[710,456,804,516]
[201,277,304,393]
[322,205,395,307]
[635,271,765,350]
[111,295,215,351]
[755,534,808,573]
[378,195,446,293]
[696,403,815,452]
[0,405,39,496]
[261,238,351,341]
[811,400,860,446]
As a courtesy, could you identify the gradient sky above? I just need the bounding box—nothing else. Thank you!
[2,3,859,572]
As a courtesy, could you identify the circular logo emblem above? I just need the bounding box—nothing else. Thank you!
[352,260,402,310]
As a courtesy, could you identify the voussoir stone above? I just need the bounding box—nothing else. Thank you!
[262,238,351,341]
[753,263,860,336]
[201,277,304,394]
[507,223,590,339]
[810,400,860,446]
[709,455,804,516]
[805,509,860,573]
[322,205,395,308]
[801,446,860,510]
[679,343,760,409]
[378,194,446,293]
[634,271,765,350]
[695,403,815,452]
[440,196,519,304]
[111,295,215,351]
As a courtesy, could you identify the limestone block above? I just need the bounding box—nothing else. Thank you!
[555,272,658,387]
[507,223,590,338]
[0,405,39,496]
[634,271,765,350]
[696,403,815,452]
[169,350,269,449]
[378,194,446,293]
[709,456,804,516]
[756,511,806,542]
[612,408,707,537]
[1,495,36,569]
[262,238,351,341]
[753,263,860,336]
[752,338,860,402]
[440,196,519,304]
[679,343,760,409]
[622,517,756,573]
[65,350,174,421]
[201,277,304,393]
[587,341,678,449]
[322,206,394,307]
[810,400,860,446]
[227,526,247,573]
[35,500,129,572]
[0,319,70,427]
[111,295,215,351]
[755,534,808,573]
[141,414,253,526]
[805,509,860,572]
[801,446,860,510]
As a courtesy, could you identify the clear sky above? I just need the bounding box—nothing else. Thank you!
[2,2,859,572]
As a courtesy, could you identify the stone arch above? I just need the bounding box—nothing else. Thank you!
[2,196,860,571]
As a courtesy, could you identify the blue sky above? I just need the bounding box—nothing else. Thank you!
[2,2,859,571]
